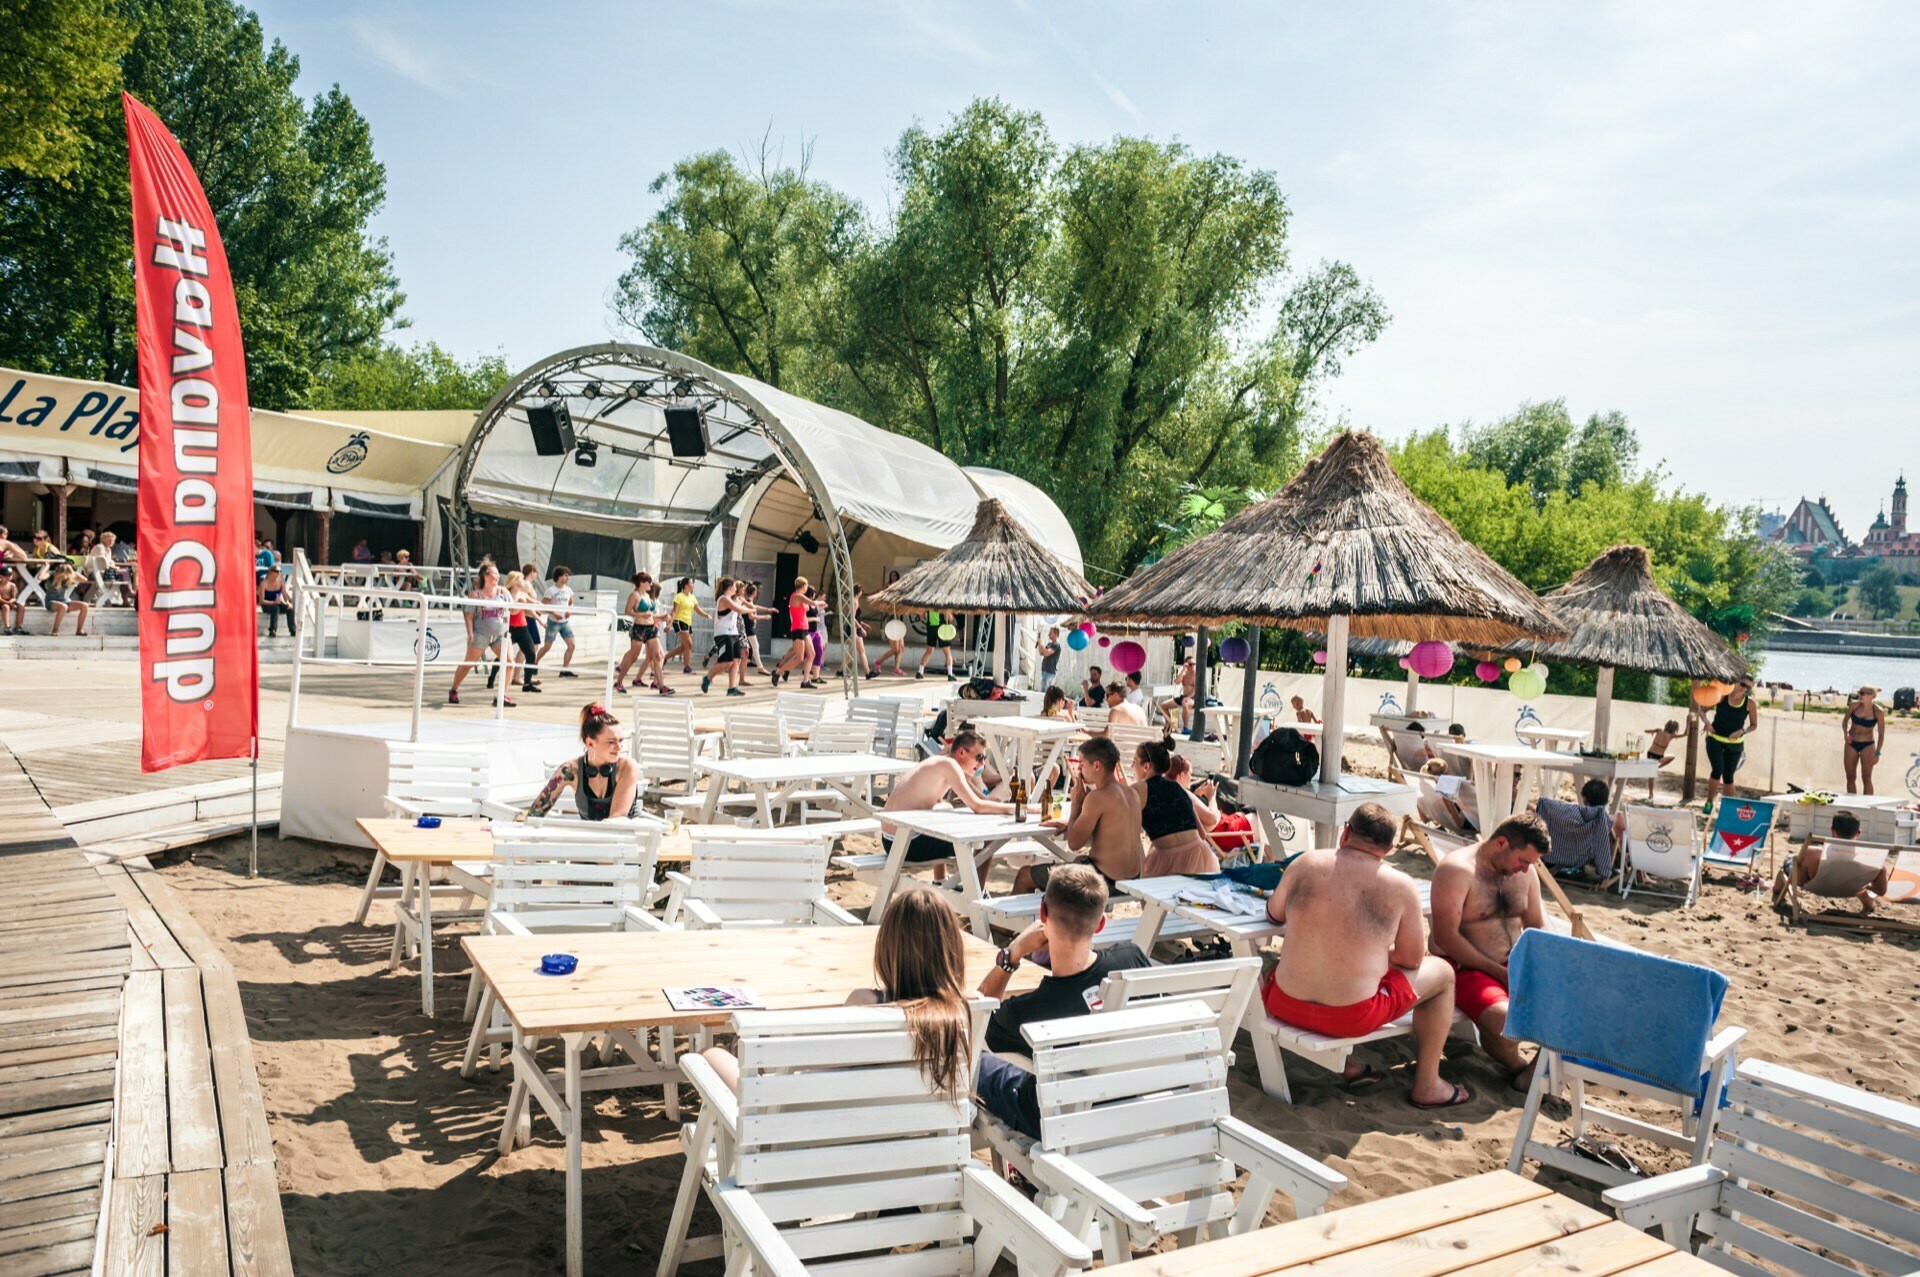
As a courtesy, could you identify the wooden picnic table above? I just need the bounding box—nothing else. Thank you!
[1098,1169,1716,1276]
[465,924,1039,1277]
[869,808,1066,936]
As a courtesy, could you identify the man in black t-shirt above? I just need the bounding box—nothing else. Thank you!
[975,865,1149,1137]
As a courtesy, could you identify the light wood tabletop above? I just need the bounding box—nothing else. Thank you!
[463,924,1037,1038]
[354,816,694,863]
[1098,1170,1716,1277]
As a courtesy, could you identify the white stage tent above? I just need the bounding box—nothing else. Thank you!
[451,344,1084,684]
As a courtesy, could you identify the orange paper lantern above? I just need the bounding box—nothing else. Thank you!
[1502,657,1522,673]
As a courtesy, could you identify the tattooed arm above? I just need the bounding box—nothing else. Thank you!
[526,759,577,818]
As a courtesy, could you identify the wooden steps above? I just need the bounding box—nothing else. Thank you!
[0,744,291,1275]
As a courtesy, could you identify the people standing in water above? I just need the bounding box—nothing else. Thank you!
[916,609,956,681]
[1843,686,1886,795]
[668,578,706,675]
[1699,675,1758,815]
[525,703,643,820]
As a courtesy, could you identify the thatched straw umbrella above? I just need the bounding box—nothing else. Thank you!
[1502,544,1748,750]
[1090,430,1566,787]
[868,498,1093,682]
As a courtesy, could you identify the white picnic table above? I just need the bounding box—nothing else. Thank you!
[870,808,1066,936]
[1434,740,1571,828]
[1514,724,1591,752]
[1120,872,1434,1099]
[1538,752,1662,811]
[1237,773,1413,849]
[1761,791,1920,844]
[969,715,1082,795]
[695,751,914,825]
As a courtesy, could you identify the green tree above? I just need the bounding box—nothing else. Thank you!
[0,0,131,182]
[1457,399,1639,505]
[0,0,401,408]
[1856,565,1901,619]
[308,342,510,411]
[1789,586,1831,618]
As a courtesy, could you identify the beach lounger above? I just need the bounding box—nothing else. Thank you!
[1506,930,1745,1190]
[978,1002,1343,1266]
[659,836,858,929]
[1702,797,1778,877]
[1787,839,1913,933]
[1606,1057,1920,1269]
[1618,803,1704,906]
[679,1007,1091,1277]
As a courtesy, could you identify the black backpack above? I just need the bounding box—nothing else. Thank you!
[1249,727,1319,787]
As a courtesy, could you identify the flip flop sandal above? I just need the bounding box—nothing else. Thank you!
[1343,1065,1385,1090]
[1567,1135,1638,1175]
[1409,1082,1474,1111]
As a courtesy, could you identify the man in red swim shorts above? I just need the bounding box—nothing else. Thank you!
[1429,812,1550,1087]
[1260,803,1467,1109]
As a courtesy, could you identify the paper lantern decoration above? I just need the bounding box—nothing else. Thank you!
[1098,636,1111,648]
[1066,628,1090,651]
[883,619,907,641]
[1311,649,1328,666]
[1690,681,1728,707]
[1080,622,1097,636]
[1219,636,1251,664]
[1503,657,1522,673]
[1397,657,1411,669]
[1109,640,1147,675]
[936,623,956,641]
[1408,641,1454,680]
[1474,660,1501,683]
[1508,669,1546,701]
[1526,662,1549,681]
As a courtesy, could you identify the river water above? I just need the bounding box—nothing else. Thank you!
[1754,649,1920,693]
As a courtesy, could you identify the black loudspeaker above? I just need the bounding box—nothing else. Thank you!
[665,406,708,457]
[526,402,576,456]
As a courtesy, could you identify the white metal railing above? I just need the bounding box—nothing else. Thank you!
[288,550,618,741]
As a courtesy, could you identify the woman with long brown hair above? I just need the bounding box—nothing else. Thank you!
[1133,736,1221,877]
[696,886,972,1098]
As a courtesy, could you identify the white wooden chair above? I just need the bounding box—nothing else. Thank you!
[658,838,859,929]
[981,1002,1344,1266]
[629,697,720,798]
[1097,957,1260,1068]
[356,742,499,925]
[1620,804,1705,906]
[1786,839,1910,932]
[1250,1003,1477,1105]
[846,695,909,758]
[725,710,794,760]
[792,720,879,822]
[681,1006,1091,1277]
[1076,704,1110,735]
[773,691,830,735]
[1171,738,1226,777]
[1605,1057,1920,1271]
[458,825,667,1079]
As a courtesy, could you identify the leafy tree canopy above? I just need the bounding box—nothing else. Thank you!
[0,0,402,408]
[1856,565,1902,619]
[308,342,510,412]
[1456,399,1640,505]
[0,0,132,182]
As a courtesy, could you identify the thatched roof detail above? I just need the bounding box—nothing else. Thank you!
[867,498,1094,616]
[1501,544,1749,680]
[1088,430,1567,645]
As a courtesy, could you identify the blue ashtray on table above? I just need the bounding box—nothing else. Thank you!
[539,954,578,976]
[415,815,441,829]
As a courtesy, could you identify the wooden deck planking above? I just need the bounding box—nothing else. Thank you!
[14,737,284,814]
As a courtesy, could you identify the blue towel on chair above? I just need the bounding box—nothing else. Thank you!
[1506,930,1728,1095]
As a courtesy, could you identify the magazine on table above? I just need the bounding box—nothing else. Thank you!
[664,985,764,1012]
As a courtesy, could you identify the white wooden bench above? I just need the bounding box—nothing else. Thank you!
[1251,1003,1480,1105]
[661,837,858,929]
[976,891,1212,951]
[1605,1057,1920,1271]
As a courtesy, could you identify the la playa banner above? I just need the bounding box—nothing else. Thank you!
[123,93,258,772]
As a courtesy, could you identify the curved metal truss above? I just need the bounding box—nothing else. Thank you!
[451,344,862,695]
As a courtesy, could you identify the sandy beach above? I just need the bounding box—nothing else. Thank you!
[154,809,1919,1276]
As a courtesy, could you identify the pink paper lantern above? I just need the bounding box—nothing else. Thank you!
[1407,640,1455,680]
[1109,640,1147,675]
[1474,660,1501,683]
[1311,649,1328,666]
[1097,636,1111,648]
[1397,657,1411,669]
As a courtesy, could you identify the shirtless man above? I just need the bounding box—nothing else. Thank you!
[1014,735,1144,893]
[1105,683,1148,728]
[881,730,1024,866]
[1428,812,1549,1083]
[1261,802,1467,1108]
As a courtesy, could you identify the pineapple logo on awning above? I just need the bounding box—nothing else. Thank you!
[327,431,370,474]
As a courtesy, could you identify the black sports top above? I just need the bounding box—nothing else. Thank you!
[1709,694,1751,740]
[574,756,638,821]
[1141,774,1201,840]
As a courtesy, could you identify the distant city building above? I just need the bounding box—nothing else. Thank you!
[1770,476,1920,581]
[1771,496,1849,558]
[1859,475,1920,576]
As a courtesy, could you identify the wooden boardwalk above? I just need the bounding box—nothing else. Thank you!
[0,747,291,1276]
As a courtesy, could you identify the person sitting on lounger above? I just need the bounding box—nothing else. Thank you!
[1261,802,1467,1108]
[698,885,974,1097]
[881,730,1022,864]
[1771,811,1892,913]
[524,703,644,820]
[1429,812,1551,1088]
[1014,736,1144,893]
[974,865,1150,1137]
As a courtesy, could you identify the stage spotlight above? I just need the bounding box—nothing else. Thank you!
[537,380,555,397]
[581,381,601,400]
[573,440,598,467]
[673,378,693,398]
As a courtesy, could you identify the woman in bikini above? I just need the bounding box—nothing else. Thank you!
[613,572,652,692]
[525,703,643,820]
[1843,686,1887,795]
[1641,719,1680,801]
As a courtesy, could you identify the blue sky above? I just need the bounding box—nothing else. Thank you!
[250,0,1920,532]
